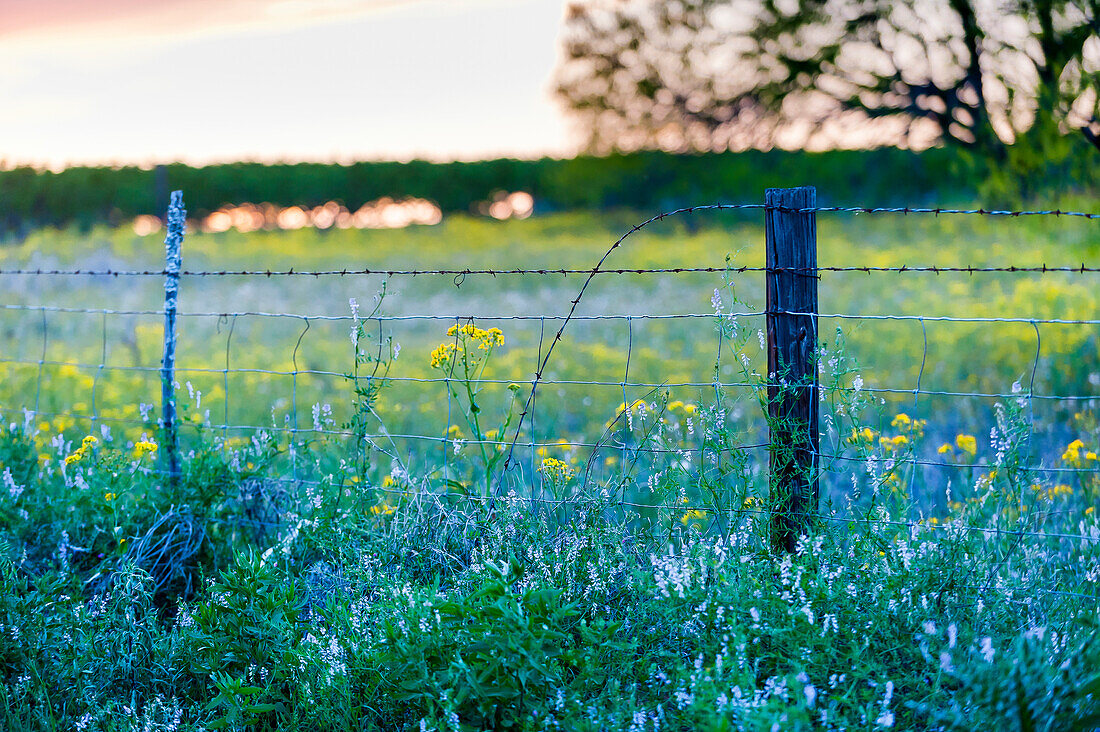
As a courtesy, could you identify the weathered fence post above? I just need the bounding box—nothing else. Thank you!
[161,190,185,484]
[765,186,819,553]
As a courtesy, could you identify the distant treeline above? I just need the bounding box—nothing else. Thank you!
[1,149,975,231]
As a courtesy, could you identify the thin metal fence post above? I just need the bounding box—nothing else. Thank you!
[765,186,819,552]
[161,190,185,484]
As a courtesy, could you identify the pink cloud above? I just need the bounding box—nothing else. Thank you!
[0,0,420,40]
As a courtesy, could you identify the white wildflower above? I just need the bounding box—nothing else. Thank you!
[3,468,23,501]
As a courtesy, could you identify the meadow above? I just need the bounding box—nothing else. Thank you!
[1,207,1099,730]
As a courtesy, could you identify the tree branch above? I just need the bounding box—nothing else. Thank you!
[1082,126,1100,152]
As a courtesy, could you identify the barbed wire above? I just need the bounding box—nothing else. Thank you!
[2,263,1100,277]
[0,304,767,320]
[0,201,1095,279]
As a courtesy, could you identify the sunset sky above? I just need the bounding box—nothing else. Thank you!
[0,0,571,168]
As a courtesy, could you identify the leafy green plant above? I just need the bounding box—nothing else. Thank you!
[372,556,622,730]
[177,548,303,726]
[206,670,280,731]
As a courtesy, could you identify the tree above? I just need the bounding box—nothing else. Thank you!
[553,0,1100,158]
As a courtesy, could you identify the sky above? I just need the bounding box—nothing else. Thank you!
[0,0,572,168]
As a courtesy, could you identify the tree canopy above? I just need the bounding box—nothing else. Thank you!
[553,0,1100,159]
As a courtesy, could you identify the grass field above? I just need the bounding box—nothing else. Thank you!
[1,208,1099,730]
[1,209,1097,487]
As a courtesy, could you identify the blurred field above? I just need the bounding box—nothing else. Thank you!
[1,208,1097,504]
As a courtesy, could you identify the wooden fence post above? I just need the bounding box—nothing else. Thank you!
[765,186,819,552]
[161,190,184,484]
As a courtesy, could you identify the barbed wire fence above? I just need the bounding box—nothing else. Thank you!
[1,188,1098,603]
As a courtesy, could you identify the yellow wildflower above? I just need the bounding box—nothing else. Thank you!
[891,414,911,429]
[62,434,100,467]
[429,342,457,369]
[104,492,116,501]
[1087,506,1095,516]
[370,502,395,516]
[538,457,575,483]
[955,434,977,456]
[1062,439,1085,463]
[444,324,504,350]
[681,509,707,525]
[937,443,953,454]
[479,327,504,349]
[133,440,158,458]
[847,427,878,446]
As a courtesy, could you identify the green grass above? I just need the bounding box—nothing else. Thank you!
[1,209,1099,730]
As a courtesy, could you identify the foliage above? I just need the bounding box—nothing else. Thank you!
[4,298,1100,729]
[554,0,1100,173]
[2,204,1100,729]
[923,615,1100,731]
[0,149,980,232]
[1,416,1098,730]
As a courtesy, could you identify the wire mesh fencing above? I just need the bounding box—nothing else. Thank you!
[1,188,1098,603]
